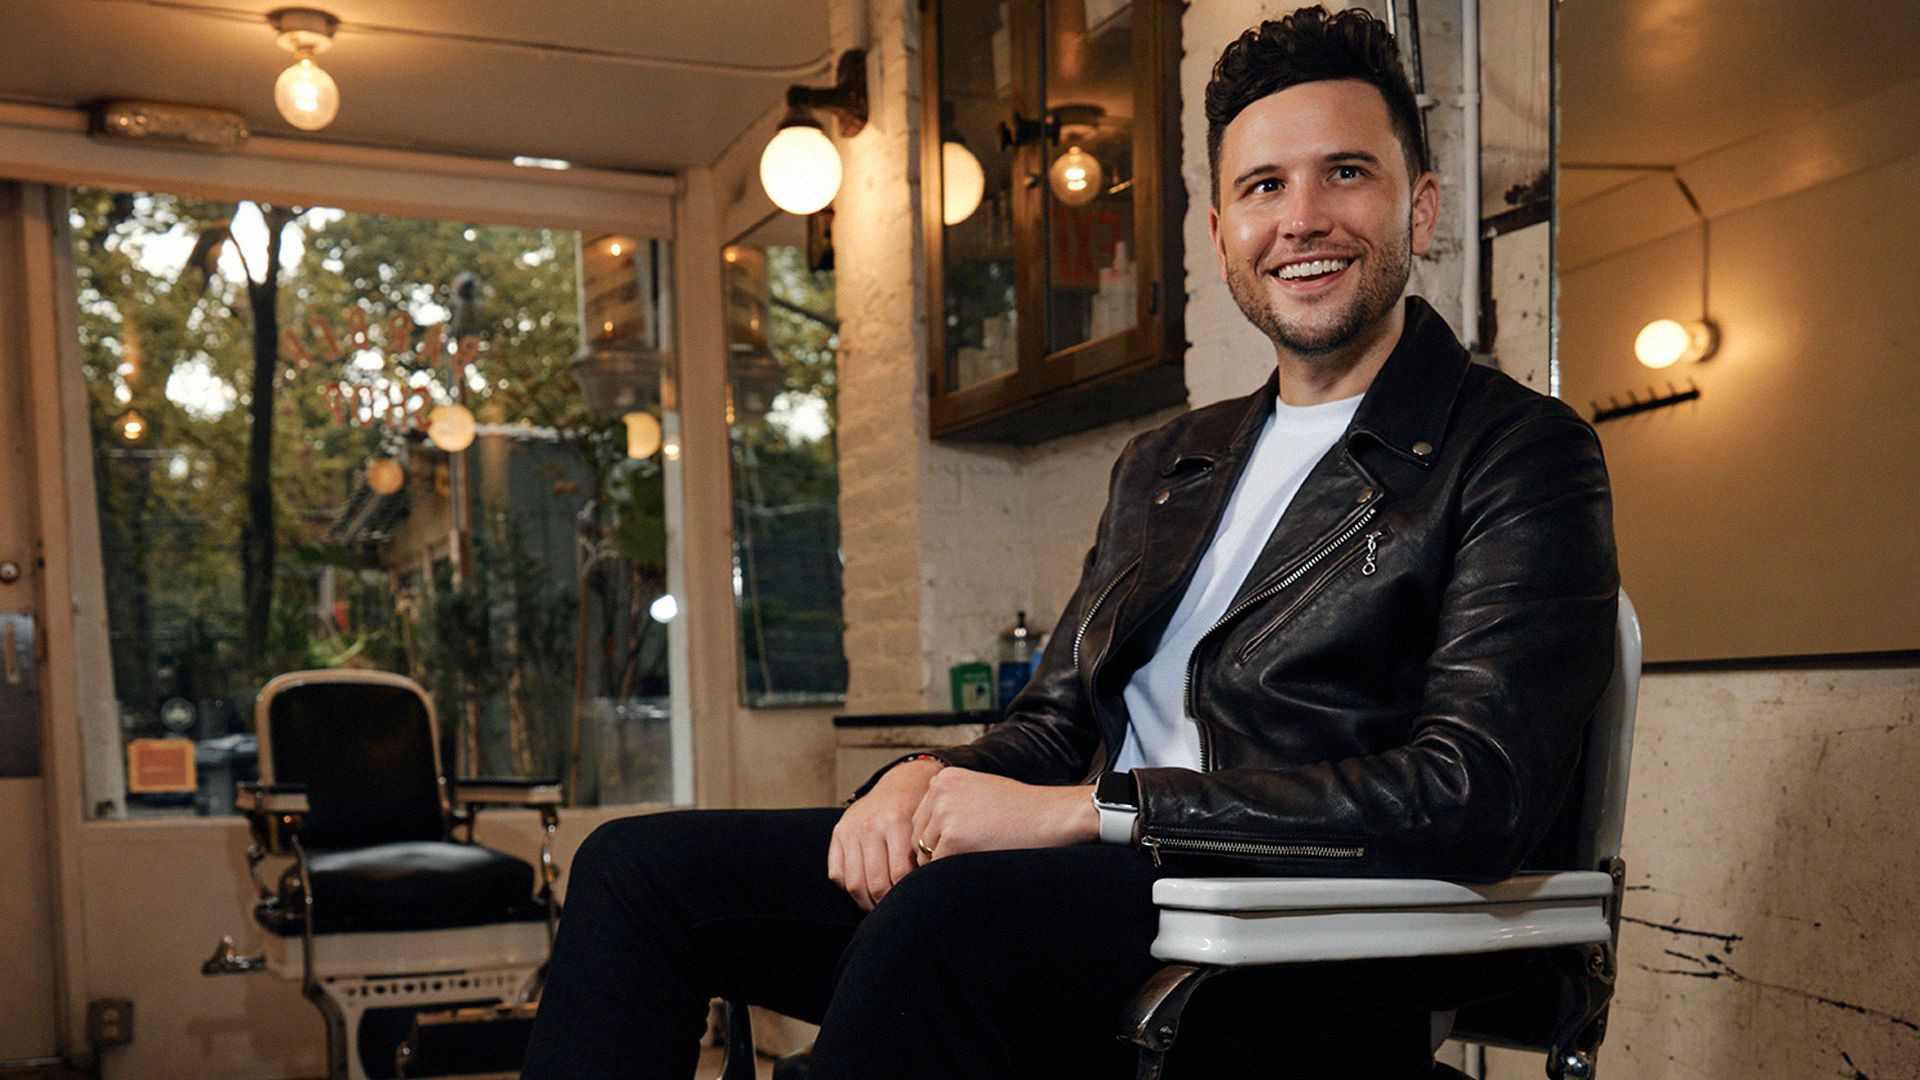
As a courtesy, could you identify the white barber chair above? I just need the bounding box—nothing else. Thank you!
[202,670,561,1080]
[1122,591,1641,1080]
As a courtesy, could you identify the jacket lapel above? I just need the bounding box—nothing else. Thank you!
[1103,297,1474,667]
[1104,374,1274,658]
[1222,297,1473,611]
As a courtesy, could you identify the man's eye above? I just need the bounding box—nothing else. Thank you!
[1334,165,1365,180]
[1251,178,1281,194]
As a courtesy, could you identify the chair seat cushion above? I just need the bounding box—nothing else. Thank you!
[256,841,548,936]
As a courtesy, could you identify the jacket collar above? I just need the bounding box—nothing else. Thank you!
[1161,295,1472,470]
[1346,296,1472,467]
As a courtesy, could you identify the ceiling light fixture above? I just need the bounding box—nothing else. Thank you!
[269,8,342,131]
[760,50,868,217]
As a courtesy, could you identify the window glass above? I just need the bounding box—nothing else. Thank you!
[722,216,847,706]
[70,188,675,815]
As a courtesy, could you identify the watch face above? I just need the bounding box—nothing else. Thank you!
[1095,770,1136,808]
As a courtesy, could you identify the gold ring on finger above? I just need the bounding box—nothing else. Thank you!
[915,837,934,859]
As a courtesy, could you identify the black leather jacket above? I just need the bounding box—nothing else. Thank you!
[867,298,1618,882]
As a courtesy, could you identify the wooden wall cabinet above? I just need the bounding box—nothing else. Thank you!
[921,0,1185,444]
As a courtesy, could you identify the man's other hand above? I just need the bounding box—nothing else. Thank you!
[910,769,1098,862]
[829,758,943,911]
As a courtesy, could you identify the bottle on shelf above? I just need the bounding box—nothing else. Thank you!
[996,610,1036,709]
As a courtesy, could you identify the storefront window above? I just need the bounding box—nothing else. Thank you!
[722,216,847,706]
[70,188,676,815]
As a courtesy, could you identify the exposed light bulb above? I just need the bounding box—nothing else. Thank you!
[622,411,662,459]
[941,140,985,226]
[426,403,477,452]
[1048,145,1104,207]
[274,52,340,131]
[609,241,624,256]
[1634,319,1717,369]
[760,123,842,216]
[365,457,404,495]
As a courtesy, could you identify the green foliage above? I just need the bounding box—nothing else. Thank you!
[71,189,669,783]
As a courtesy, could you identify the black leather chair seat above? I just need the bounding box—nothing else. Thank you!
[256,841,547,936]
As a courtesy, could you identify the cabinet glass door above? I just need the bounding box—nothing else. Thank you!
[1043,0,1137,354]
[936,0,1021,392]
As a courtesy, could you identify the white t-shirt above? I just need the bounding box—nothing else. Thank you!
[1113,392,1364,772]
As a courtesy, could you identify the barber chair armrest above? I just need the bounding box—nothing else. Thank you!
[450,777,564,809]
[1149,871,1615,967]
[235,781,310,816]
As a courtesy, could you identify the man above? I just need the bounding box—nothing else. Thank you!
[523,7,1616,1079]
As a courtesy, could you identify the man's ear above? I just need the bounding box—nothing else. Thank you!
[1208,202,1228,283]
[1409,171,1441,258]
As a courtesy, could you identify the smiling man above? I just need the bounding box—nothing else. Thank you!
[524,8,1617,1080]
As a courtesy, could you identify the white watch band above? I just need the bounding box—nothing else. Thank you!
[1095,799,1138,845]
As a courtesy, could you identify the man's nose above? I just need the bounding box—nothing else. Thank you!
[1278,185,1333,242]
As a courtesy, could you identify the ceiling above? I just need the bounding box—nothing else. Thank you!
[0,0,834,174]
[1559,0,1920,205]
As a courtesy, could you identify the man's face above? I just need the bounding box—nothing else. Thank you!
[1208,79,1440,358]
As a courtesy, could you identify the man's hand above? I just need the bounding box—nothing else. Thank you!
[910,768,1098,862]
[829,758,943,911]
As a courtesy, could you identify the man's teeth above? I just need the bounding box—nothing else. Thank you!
[1276,258,1351,281]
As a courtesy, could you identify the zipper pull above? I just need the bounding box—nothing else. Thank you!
[1142,836,1163,868]
[1361,531,1381,576]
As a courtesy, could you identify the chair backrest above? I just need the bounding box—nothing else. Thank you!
[1574,589,1643,870]
[255,669,451,849]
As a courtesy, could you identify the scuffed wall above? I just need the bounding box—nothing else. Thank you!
[1484,664,1920,1079]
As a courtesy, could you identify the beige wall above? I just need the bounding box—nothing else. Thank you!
[1562,147,1920,663]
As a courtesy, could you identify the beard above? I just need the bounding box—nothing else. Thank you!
[1226,221,1413,358]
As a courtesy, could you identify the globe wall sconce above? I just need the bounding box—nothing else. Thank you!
[1049,143,1103,207]
[760,50,869,216]
[268,8,342,131]
[941,140,984,225]
[1565,161,1720,372]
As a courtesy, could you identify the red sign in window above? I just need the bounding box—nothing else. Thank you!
[127,739,198,794]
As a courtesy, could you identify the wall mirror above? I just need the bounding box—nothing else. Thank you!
[1555,0,1920,662]
[721,213,849,705]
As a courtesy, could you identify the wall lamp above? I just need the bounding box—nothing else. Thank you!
[1566,162,1720,370]
[760,50,868,216]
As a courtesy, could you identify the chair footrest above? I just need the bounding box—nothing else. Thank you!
[1149,872,1613,966]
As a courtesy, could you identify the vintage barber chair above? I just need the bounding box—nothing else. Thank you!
[202,669,562,1080]
[1123,591,1642,1080]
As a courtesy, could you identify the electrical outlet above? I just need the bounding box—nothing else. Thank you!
[87,998,133,1048]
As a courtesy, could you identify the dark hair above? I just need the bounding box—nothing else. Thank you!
[1205,6,1427,204]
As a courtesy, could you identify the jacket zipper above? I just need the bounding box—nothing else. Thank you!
[1140,835,1366,868]
[1234,527,1386,663]
[1184,503,1380,769]
[1073,557,1140,672]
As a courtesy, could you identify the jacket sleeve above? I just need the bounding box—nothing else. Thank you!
[847,438,1141,800]
[1128,415,1619,881]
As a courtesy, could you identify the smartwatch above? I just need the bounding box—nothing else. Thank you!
[1092,770,1140,845]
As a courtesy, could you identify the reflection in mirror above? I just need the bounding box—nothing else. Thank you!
[722,214,848,706]
[1557,0,1920,661]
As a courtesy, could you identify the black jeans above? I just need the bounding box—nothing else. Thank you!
[521,807,1454,1080]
